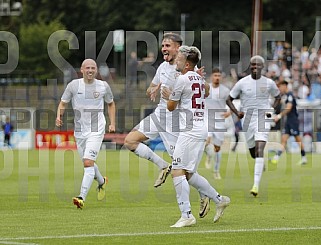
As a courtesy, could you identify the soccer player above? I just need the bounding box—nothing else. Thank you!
[226,55,281,197]
[56,59,116,209]
[168,46,230,228]
[271,80,307,165]
[204,67,231,179]
[124,33,183,187]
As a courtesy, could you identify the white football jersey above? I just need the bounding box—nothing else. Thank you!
[205,84,230,129]
[230,75,279,115]
[169,70,207,139]
[61,78,114,138]
[152,61,180,109]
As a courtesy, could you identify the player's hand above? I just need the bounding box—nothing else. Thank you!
[55,117,63,127]
[196,66,206,78]
[237,111,244,119]
[274,114,282,123]
[161,86,172,100]
[147,83,161,102]
[108,124,115,133]
[222,111,231,118]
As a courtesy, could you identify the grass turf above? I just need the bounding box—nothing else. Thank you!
[0,149,320,244]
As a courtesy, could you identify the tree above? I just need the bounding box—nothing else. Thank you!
[18,20,72,81]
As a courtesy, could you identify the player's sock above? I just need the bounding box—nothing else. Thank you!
[205,144,215,163]
[94,163,104,185]
[214,151,222,172]
[301,149,306,157]
[277,150,283,156]
[254,158,264,187]
[134,143,168,169]
[79,166,95,201]
[173,175,191,218]
[188,173,222,204]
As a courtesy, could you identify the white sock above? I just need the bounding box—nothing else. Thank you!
[94,163,104,185]
[205,144,215,163]
[254,158,264,188]
[79,166,95,201]
[188,173,222,204]
[173,175,191,218]
[214,151,222,172]
[134,143,168,169]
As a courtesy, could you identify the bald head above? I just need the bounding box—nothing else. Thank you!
[81,59,97,68]
[81,59,98,83]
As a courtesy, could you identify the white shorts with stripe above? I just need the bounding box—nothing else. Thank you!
[76,134,104,161]
[172,135,206,173]
[136,107,179,156]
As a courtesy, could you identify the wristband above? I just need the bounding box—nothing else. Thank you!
[277,114,282,119]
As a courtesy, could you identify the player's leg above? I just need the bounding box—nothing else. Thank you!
[213,145,222,179]
[181,138,230,222]
[294,135,307,164]
[75,136,107,208]
[212,132,224,179]
[84,135,109,201]
[126,129,168,164]
[153,131,178,188]
[245,129,258,196]
[272,133,289,163]
[272,124,290,163]
[170,136,195,228]
[250,138,267,197]
[204,136,214,169]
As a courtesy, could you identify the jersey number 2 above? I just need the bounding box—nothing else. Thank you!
[192,83,204,109]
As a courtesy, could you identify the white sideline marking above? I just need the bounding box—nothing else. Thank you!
[1,226,321,241]
[0,242,38,245]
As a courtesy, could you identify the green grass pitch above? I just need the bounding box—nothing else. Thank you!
[0,149,321,244]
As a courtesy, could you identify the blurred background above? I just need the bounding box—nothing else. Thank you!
[0,0,321,150]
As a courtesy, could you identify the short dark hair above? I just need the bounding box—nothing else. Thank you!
[278,80,288,86]
[212,67,221,74]
[163,32,183,45]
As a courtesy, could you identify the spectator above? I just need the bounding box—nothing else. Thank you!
[2,116,13,147]
[128,51,139,86]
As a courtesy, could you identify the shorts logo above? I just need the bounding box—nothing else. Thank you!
[89,150,97,158]
[93,92,100,98]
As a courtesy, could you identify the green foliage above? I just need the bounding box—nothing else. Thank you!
[18,20,71,80]
[2,0,321,79]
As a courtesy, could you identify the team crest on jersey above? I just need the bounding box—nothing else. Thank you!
[259,86,267,93]
[93,92,100,98]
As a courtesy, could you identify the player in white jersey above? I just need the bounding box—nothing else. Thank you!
[204,68,231,179]
[124,33,182,188]
[56,59,116,209]
[226,55,281,197]
[167,46,230,228]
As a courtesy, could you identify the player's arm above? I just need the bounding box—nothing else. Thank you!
[107,101,116,133]
[204,83,210,98]
[272,94,281,111]
[274,98,292,122]
[168,76,183,111]
[226,95,244,119]
[56,101,67,127]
